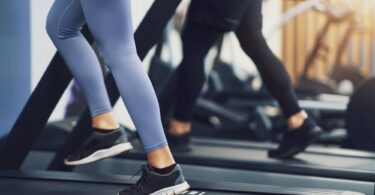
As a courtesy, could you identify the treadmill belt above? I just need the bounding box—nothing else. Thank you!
[0,178,238,195]
[0,170,363,195]
[124,138,375,182]
[1,178,121,195]
[190,144,375,171]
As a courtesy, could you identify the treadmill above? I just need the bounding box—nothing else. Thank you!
[26,118,375,183]
[122,137,375,182]
[0,0,371,194]
[13,145,373,195]
[0,170,364,195]
[2,115,374,194]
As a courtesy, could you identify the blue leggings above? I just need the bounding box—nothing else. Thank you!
[46,0,167,152]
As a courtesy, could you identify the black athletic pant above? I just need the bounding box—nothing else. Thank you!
[173,0,301,122]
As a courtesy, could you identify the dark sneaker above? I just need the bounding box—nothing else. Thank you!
[166,132,192,152]
[268,117,322,159]
[118,164,190,195]
[64,127,133,166]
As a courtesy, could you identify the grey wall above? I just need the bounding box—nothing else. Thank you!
[0,0,31,137]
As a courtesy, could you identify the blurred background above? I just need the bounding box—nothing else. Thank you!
[1,0,375,151]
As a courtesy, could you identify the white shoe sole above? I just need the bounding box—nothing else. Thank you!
[118,182,190,195]
[150,182,190,195]
[64,142,133,166]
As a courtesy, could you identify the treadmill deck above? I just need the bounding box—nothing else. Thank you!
[0,170,364,195]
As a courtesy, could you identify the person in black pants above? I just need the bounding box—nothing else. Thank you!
[164,0,322,159]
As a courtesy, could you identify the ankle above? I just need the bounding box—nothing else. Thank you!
[92,112,119,130]
[92,120,119,130]
[147,146,176,169]
[287,111,308,129]
[150,163,176,175]
[169,119,191,136]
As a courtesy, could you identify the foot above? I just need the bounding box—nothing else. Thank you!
[118,164,190,195]
[64,127,133,166]
[166,132,192,152]
[268,117,322,159]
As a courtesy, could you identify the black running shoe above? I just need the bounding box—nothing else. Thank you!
[118,164,190,195]
[268,117,322,159]
[166,132,192,152]
[64,127,133,166]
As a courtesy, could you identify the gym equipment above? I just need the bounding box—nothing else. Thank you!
[346,77,375,151]
[1,107,370,194]
[295,2,352,96]
[125,137,375,182]
[0,170,365,195]
[9,125,373,195]
[222,96,348,142]
[193,99,273,141]
[16,150,373,194]
[7,3,332,194]
[330,11,366,95]
[268,1,364,97]
[17,118,375,184]
[224,77,375,151]
[266,0,337,96]
[1,3,373,195]
[200,92,348,142]
[74,158,374,195]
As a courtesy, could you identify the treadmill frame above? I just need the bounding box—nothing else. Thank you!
[0,170,365,195]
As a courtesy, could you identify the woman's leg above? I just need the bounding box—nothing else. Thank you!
[46,0,118,129]
[235,0,321,158]
[47,0,132,167]
[47,0,171,164]
[80,0,172,160]
[81,0,190,193]
[235,0,302,121]
[47,0,189,194]
[170,21,222,136]
[47,0,166,163]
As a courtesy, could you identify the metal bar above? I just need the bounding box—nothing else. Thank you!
[0,26,93,169]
